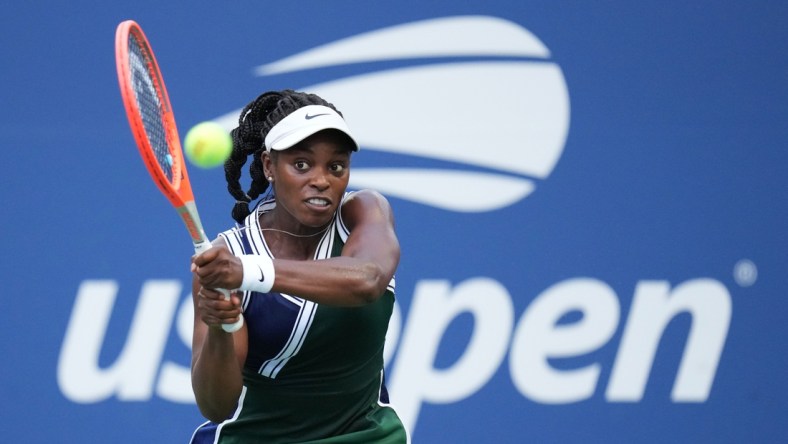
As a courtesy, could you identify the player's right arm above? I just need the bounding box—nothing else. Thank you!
[190,253,248,422]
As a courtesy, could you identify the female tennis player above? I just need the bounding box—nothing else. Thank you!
[188,90,408,443]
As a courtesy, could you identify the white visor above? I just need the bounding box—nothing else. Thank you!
[264,105,359,152]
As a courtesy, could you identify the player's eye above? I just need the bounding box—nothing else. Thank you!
[330,163,346,174]
[294,160,309,171]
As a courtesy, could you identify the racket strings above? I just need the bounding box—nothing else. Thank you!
[128,34,173,183]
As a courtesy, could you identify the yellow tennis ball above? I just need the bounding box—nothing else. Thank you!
[184,121,232,168]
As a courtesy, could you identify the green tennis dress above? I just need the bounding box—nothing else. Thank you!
[190,194,407,444]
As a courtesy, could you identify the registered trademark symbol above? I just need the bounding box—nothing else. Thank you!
[733,259,758,287]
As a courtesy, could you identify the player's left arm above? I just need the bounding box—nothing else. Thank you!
[275,189,400,306]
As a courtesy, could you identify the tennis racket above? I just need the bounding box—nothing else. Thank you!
[114,20,243,333]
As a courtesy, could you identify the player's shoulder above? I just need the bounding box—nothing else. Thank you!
[342,189,391,210]
[340,189,395,231]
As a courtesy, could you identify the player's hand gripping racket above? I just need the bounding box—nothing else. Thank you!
[114,20,243,333]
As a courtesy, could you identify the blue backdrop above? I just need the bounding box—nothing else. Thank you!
[2,1,787,443]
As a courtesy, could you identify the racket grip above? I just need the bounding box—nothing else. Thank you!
[194,241,245,333]
[218,289,244,333]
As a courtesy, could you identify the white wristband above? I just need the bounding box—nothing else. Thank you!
[238,254,276,293]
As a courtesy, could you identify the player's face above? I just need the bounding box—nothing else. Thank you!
[266,130,352,230]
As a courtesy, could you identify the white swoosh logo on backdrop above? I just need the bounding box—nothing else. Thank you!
[216,16,570,212]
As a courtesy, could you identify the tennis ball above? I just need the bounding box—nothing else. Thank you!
[184,121,232,168]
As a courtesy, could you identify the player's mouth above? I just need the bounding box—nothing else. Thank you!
[305,197,332,208]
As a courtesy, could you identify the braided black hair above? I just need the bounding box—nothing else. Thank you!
[224,89,344,223]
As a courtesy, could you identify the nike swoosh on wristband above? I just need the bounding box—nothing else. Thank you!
[305,112,330,120]
[257,265,265,282]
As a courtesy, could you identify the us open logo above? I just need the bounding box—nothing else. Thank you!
[217,15,570,212]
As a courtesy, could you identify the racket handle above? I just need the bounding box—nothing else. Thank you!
[218,289,244,333]
[194,241,245,333]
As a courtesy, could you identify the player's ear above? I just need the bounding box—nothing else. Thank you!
[261,150,274,182]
